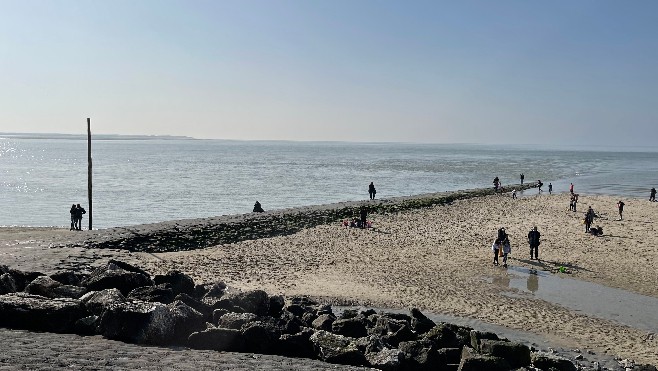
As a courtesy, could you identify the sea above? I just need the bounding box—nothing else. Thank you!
[1,135,657,229]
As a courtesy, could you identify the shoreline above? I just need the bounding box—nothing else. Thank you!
[2,187,658,366]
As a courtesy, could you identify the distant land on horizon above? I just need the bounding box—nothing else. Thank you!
[0,132,196,141]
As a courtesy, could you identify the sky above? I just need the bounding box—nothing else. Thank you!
[1,0,657,146]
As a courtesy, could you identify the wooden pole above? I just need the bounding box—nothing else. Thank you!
[87,118,92,230]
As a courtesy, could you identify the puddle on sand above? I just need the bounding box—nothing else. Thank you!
[491,266,658,333]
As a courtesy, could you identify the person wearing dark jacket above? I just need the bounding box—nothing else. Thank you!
[69,204,77,230]
[650,187,656,202]
[253,201,264,213]
[360,207,368,229]
[74,204,86,230]
[368,182,377,200]
[527,226,541,260]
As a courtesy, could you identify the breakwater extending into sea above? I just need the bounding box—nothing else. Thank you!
[59,183,536,252]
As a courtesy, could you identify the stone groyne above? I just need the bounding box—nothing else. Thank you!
[64,183,537,253]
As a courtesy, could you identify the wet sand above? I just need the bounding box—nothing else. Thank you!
[1,191,657,366]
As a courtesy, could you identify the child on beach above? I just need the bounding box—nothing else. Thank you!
[501,237,511,268]
[492,239,501,266]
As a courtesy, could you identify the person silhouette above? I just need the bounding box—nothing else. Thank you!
[253,201,264,212]
[69,204,77,230]
[74,204,86,230]
[368,182,377,200]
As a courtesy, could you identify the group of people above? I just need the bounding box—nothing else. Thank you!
[69,204,86,231]
[491,226,542,267]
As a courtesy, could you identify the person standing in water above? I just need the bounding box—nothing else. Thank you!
[368,182,376,200]
[548,183,553,194]
[520,173,524,184]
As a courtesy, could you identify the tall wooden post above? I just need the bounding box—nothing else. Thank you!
[87,118,92,230]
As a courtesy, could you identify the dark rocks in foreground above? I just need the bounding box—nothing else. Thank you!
[0,261,650,371]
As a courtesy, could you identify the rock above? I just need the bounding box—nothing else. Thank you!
[98,301,175,345]
[458,346,511,371]
[187,328,245,352]
[216,312,257,329]
[82,262,153,296]
[175,293,213,320]
[285,303,310,317]
[199,282,226,304]
[470,330,501,351]
[241,320,282,354]
[279,309,305,334]
[479,339,531,368]
[167,300,206,344]
[310,330,368,366]
[127,284,175,304]
[3,269,44,292]
[217,290,269,316]
[50,271,81,286]
[277,328,316,358]
[530,351,577,371]
[312,313,336,331]
[0,273,17,295]
[410,308,436,335]
[371,315,409,337]
[290,296,318,307]
[366,348,404,371]
[398,340,438,370]
[0,293,88,333]
[80,288,126,315]
[355,335,386,354]
[332,317,369,338]
[436,347,462,365]
[25,276,86,299]
[340,309,359,319]
[384,324,417,348]
[636,366,658,371]
[268,295,285,317]
[153,270,195,296]
[424,324,463,349]
[74,315,99,335]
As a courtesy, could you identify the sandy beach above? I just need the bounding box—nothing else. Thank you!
[2,191,657,366]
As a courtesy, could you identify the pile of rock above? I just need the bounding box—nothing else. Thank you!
[0,261,653,371]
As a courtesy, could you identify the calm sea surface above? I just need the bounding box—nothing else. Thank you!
[1,137,657,229]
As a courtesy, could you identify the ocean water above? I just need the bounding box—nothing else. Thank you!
[1,137,657,229]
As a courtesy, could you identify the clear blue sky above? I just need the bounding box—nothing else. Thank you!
[1,0,656,146]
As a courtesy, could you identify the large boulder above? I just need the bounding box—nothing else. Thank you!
[383,324,417,348]
[215,312,257,329]
[398,340,439,370]
[153,270,195,296]
[469,330,500,351]
[174,293,213,321]
[268,295,285,317]
[98,301,175,345]
[424,323,463,349]
[530,351,577,371]
[366,348,404,371]
[310,330,368,366]
[332,317,369,338]
[312,313,336,331]
[276,328,316,358]
[82,261,153,296]
[410,308,436,335]
[458,346,511,371]
[3,269,45,292]
[0,273,17,295]
[127,284,175,304]
[25,276,86,299]
[80,288,126,315]
[187,328,245,352]
[216,290,269,316]
[479,339,531,368]
[50,271,82,286]
[167,300,206,344]
[241,319,283,354]
[0,293,88,333]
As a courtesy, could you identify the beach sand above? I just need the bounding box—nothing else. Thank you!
[2,192,657,366]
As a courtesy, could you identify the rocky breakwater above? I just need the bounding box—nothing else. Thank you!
[2,260,654,371]
[60,184,538,253]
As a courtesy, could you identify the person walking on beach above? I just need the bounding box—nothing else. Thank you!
[368,182,376,200]
[527,226,541,260]
[520,173,524,185]
[74,204,86,230]
[548,183,553,195]
[537,180,543,193]
[585,206,595,233]
[501,236,511,268]
[491,238,501,266]
[512,189,517,199]
[650,187,656,202]
[69,204,77,230]
[570,183,574,194]
[617,200,625,220]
